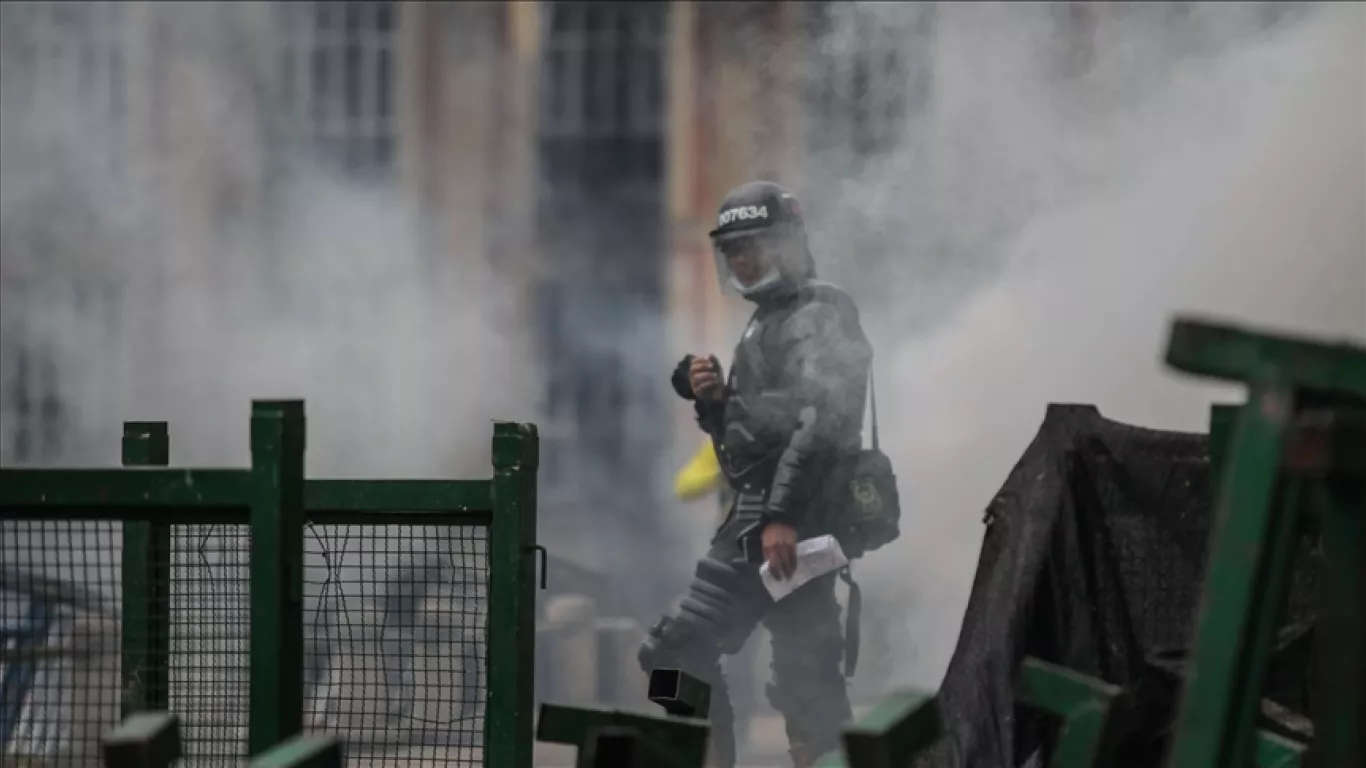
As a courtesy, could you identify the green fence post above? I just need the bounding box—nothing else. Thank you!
[248,400,307,757]
[1173,385,1300,767]
[249,733,345,768]
[647,668,711,719]
[814,689,941,768]
[1164,318,1366,768]
[121,422,171,717]
[1017,658,1125,768]
[102,711,182,768]
[1208,403,1241,492]
[1254,730,1308,768]
[578,726,682,768]
[535,702,711,768]
[488,421,540,768]
[1314,457,1365,765]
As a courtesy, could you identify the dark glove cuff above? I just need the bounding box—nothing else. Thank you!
[671,355,696,401]
[693,399,715,422]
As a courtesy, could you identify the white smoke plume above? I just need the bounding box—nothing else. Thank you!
[0,1,537,477]
[2,0,1363,734]
[803,2,1364,688]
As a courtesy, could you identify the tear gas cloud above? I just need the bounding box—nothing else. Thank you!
[0,1,540,598]
[0,2,537,478]
[800,1,1364,688]
[1,0,1362,704]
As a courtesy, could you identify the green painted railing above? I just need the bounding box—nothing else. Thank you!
[0,401,541,766]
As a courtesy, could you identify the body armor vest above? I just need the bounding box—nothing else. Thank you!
[715,282,865,493]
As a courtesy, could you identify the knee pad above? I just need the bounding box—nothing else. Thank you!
[641,554,768,673]
[675,555,770,655]
[638,614,719,672]
[637,616,675,674]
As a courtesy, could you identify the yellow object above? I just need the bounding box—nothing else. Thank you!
[674,439,723,501]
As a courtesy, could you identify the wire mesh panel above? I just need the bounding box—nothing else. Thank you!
[0,520,253,766]
[2,517,498,767]
[0,418,535,767]
[167,524,253,765]
[303,522,489,767]
[1,520,122,765]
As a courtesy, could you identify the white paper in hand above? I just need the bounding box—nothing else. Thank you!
[759,534,849,602]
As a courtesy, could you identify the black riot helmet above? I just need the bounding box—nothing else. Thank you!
[708,180,815,298]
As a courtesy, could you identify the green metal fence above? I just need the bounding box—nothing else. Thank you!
[0,400,540,768]
[1001,317,1364,768]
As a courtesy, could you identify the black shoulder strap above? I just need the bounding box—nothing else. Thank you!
[868,371,879,453]
[839,565,862,677]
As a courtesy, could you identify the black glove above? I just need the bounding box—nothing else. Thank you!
[672,355,723,401]
[671,355,696,400]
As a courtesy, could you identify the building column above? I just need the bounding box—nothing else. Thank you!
[665,0,716,359]
[397,0,427,209]
[492,0,542,297]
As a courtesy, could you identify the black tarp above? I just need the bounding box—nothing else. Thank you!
[918,404,1320,768]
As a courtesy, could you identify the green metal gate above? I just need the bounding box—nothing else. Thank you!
[0,401,540,767]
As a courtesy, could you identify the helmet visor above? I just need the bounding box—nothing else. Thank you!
[711,229,782,295]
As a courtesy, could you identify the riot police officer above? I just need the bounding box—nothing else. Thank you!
[640,181,873,767]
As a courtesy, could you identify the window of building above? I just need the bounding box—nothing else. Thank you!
[807,2,934,162]
[276,1,399,180]
[534,3,670,591]
[1,1,127,173]
[0,1,126,464]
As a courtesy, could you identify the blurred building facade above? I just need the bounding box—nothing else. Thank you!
[0,0,945,604]
[5,0,1176,606]
[7,0,1229,760]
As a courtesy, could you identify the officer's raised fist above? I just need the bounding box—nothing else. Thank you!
[689,354,725,402]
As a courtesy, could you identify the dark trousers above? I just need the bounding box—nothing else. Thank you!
[639,512,852,766]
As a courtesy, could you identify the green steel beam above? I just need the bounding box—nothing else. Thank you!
[1166,317,1366,398]
[304,479,492,513]
[247,400,307,757]
[248,733,345,768]
[1254,730,1307,768]
[577,726,686,768]
[101,712,181,768]
[3,476,495,522]
[536,702,711,768]
[1169,379,1301,768]
[1282,406,1366,478]
[815,689,941,768]
[536,670,711,767]
[1165,317,1366,768]
[120,422,172,717]
[3,404,541,766]
[647,668,712,719]
[304,508,493,526]
[487,422,541,768]
[1017,658,1125,768]
[1313,473,1365,765]
[1208,404,1241,492]
[0,468,251,511]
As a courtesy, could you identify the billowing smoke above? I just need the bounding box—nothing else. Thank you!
[3,0,1362,733]
[801,2,1364,688]
[1,3,543,754]
[0,2,537,478]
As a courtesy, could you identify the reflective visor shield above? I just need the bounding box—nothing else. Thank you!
[711,228,783,296]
